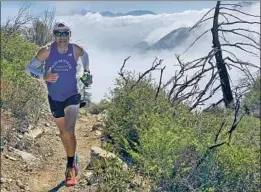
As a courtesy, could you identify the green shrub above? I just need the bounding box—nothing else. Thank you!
[88,99,111,115]
[1,31,47,149]
[93,157,150,192]
[242,76,260,117]
[103,72,260,191]
[215,116,260,191]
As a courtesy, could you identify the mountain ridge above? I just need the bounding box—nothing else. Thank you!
[79,9,157,17]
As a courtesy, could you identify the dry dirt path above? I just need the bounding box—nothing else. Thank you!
[1,109,102,192]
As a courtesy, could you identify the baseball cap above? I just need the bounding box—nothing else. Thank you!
[53,20,71,31]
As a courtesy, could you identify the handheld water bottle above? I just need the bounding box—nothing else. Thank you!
[81,70,93,107]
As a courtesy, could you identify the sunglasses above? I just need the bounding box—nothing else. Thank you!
[54,31,70,37]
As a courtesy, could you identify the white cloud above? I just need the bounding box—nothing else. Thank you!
[55,9,212,50]
[54,3,259,107]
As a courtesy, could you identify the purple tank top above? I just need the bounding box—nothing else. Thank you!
[45,42,78,102]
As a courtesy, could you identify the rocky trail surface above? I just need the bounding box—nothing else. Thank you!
[1,108,105,192]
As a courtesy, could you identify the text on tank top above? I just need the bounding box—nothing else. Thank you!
[45,42,78,102]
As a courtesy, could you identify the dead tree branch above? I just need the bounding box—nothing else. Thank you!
[196,94,244,169]
[219,13,230,23]
[190,8,215,31]
[219,21,260,26]
[221,43,260,57]
[219,29,260,46]
[214,118,227,143]
[118,57,163,92]
[220,3,242,7]
[176,0,259,111]
[118,56,131,82]
[203,98,224,112]
[182,29,211,55]
[220,7,260,18]
[227,95,244,145]
[2,2,34,36]
[155,66,166,101]
[130,58,163,90]
[166,52,218,108]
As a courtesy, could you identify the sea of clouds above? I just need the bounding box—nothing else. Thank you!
[54,2,260,107]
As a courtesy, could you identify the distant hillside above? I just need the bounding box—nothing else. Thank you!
[147,27,191,50]
[78,9,156,17]
[133,27,191,52]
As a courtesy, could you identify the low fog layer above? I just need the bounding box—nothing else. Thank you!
[55,2,260,105]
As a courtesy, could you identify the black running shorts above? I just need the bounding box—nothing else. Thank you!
[48,94,81,118]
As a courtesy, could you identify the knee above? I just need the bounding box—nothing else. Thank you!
[60,131,75,139]
[64,126,76,136]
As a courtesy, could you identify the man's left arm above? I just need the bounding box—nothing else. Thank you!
[73,44,92,86]
[73,44,90,72]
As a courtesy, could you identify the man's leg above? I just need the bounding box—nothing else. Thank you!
[48,96,68,153]
[48,95,80,186]
[63,94,81,186]
[64,104,79,158]
[54,117,68,153]
[51,107,79,161]
[63,104,79,186]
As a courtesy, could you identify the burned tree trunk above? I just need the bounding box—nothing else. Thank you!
[169,1,259,110]
[211,1,234,107]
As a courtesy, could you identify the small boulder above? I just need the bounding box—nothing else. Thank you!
[13,149,40,166]
[26,128,44,139]
[95,130,102,137]
[89,146,127,170]
[85,171,98,185]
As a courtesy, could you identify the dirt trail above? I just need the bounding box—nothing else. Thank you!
[1,109,102,192]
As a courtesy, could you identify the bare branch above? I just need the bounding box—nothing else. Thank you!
[25,7,56,46]
[203,98,224,112]
[198,84,221,105]
[208,142,227,150]
[155,66,166,102]
[221,49,239,60]
[224,56,259,69]
[190,69,219,111]
[182,29,211,55]
[219,28,260,36]
[227,96,244,145]
[219,21,260,26]
[219,34,230,44]
[220,7,260,18]
[219,13,230,23]
[183,49,216,69]
[219,12,246,22]
[221,43,260,57]
[241,65,257,84]
[170,65,215,107]
[214,118,227,143]
[220,3,242,7]
[222,50,260,75]
[219,29,260,46]
[2,2,34,36]
[118,56,131,82]
[196,141,226,168]
[167,49,221,108]
[190,7,215,31]
[130,58,163,90]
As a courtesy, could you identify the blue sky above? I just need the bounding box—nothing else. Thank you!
[1,1,218,22]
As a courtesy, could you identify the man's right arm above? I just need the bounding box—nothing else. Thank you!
[25,46,49,80]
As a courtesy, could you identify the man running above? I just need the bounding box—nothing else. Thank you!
[25,20,92,186]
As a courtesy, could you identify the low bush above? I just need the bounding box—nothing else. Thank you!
[102,73,260,191]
